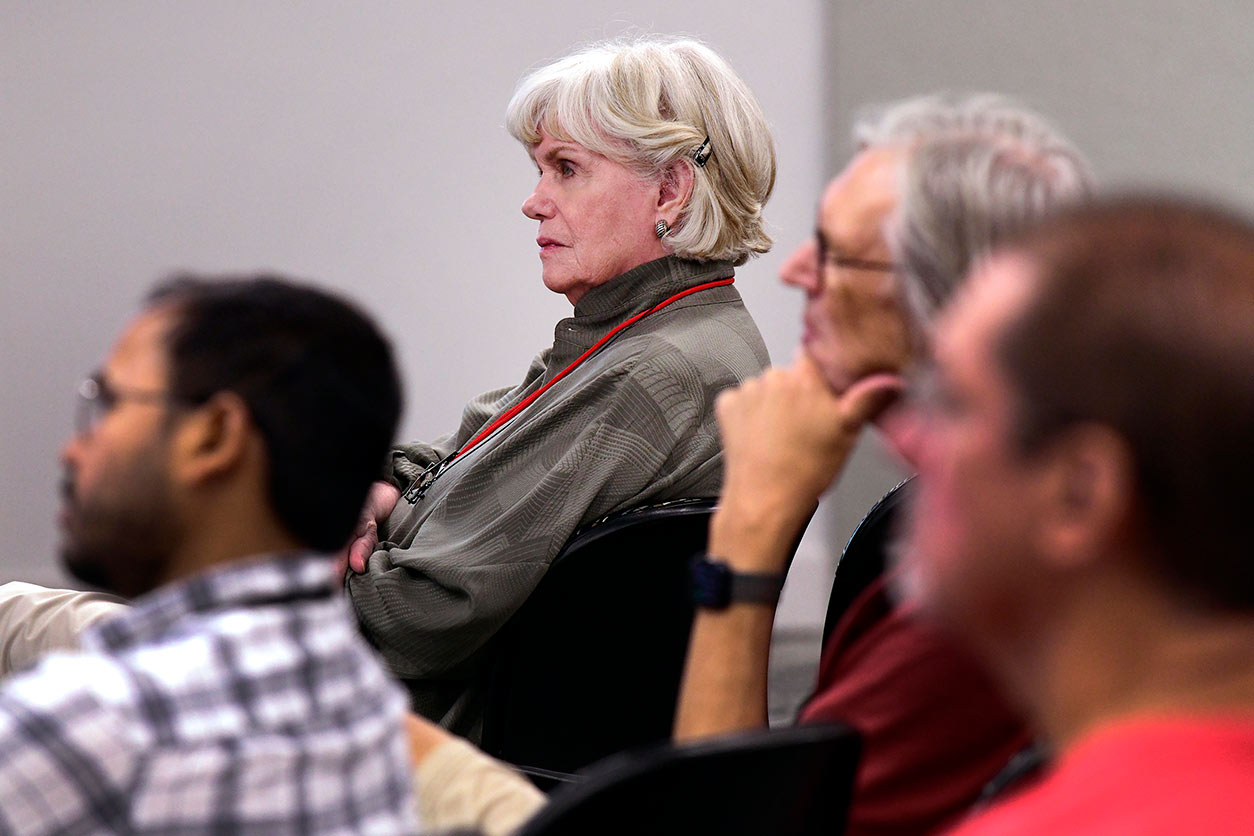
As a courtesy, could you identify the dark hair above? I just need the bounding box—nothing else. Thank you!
[147,274,403,552]
[997,195,1254,610]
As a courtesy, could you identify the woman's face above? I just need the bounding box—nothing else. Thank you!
[522,130,669,305]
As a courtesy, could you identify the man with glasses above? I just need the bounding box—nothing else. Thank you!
[0,275,420,833]
[675,94,1093,836]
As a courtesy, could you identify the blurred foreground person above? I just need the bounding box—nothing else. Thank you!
[911,196,1254,835]
[0,277,419,834]
[675,94,1092,836]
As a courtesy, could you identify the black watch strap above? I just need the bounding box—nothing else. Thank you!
[728,568,787,604]
[690,553,786,609]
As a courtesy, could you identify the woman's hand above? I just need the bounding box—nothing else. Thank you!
[339,481,401,577]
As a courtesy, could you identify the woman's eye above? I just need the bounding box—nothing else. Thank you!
[558,160,575,176]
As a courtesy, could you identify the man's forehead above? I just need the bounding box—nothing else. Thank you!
[104,306,173,385]
[819,146,903,253]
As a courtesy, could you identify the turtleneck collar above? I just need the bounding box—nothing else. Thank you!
[550,255,735,366]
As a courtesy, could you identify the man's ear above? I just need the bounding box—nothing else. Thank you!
[172,392,254,485]
[1034,423,1136,570]
[657,160,696,221]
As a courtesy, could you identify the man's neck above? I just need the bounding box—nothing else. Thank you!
[873,400,920,469]
[162,532,303,589]
[159,491,305,590]
[1035,570,1254,749]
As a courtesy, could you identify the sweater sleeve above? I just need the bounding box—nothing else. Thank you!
[346,344,721,687]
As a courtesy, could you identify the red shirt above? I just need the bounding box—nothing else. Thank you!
[944,716,1254,836]
[799,575,1031,836]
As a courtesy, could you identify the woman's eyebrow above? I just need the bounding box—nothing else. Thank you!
[538,143,586,164]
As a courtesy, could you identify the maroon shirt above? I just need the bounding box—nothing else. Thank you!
[799,574,1031,836]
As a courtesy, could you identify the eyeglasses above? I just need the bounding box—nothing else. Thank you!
[826,255,898,274]
[815,237,897,275]
[75,372,196,436]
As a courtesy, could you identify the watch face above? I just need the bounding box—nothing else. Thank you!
[690,555,732,608]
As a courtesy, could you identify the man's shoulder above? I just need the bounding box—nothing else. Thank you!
[103,595,404,738]
[0,562,416,833]
[3,649,136,718]
[0,651,143,817]
[0,652,142,833]
[948,717,1254,836]
[805,583,1022,729]
[0,632,215,752]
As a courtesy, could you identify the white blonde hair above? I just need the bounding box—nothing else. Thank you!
[505,36,776,265]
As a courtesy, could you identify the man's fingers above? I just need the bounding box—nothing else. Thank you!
[843,373,907,425]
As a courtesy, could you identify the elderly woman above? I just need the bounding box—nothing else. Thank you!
[344,36,776,738]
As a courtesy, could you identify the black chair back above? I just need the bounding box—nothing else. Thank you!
[822,479,914,643]
[480,498,716,776]
[515,724,861,836]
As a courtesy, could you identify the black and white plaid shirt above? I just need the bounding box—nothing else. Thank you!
[0,554,420,834]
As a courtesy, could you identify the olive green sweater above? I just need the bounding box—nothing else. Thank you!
[346,256,769,739]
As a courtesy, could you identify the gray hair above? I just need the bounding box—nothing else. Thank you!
[505,36,776,265]
[856,94,1095,328]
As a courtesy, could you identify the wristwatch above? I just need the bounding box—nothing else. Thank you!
[690,553,786,609]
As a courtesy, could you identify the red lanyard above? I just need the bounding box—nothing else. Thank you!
[403,276,733,504]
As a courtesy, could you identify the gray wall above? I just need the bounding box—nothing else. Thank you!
[826,0,1254,205]
[2,2,844,622]
[5,1,1251,637]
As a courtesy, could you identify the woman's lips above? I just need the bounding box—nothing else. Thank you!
[536,237,564,251]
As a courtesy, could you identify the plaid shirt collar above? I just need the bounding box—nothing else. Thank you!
[83,552,337,654]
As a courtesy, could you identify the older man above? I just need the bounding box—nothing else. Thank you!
[674,94,1092,835]
[0,276,418,833]
[910,196,1254,834]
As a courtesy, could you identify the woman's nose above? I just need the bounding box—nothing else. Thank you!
[522,184,553,220]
